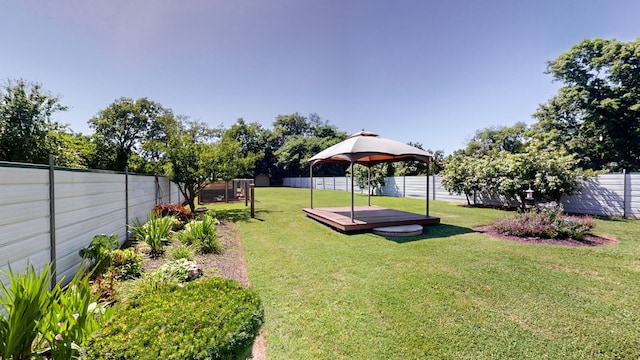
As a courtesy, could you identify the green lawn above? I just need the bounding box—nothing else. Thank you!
[231,187,640,359]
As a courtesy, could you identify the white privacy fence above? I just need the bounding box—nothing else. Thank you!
[284,173,639,219]
[0,161,182,289]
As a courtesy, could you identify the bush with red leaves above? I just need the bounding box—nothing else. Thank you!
[153,203,193,223]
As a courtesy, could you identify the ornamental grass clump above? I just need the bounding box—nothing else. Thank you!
[129,212,174,256]
[493,203,596,240]
[178,214,221,254]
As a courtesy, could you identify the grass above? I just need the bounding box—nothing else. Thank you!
[216,188,640,359]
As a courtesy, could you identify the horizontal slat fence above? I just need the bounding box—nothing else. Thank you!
[0,161,182,290]
[284,173,638,218]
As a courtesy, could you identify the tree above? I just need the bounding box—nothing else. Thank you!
[221,118,268,176]
[0,79,68,164]
[89,97,173,171]
[533,38,640,171]
[346,163,392,195]
[442,141,588,209]
[48,128,96,168]
[165,119,218,212]
[395,142,445,176]
[465,122,529,156]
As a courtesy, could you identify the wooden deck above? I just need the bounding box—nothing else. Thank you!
[302,205,440,232]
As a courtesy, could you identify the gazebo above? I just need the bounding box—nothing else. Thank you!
[303,131,440,232]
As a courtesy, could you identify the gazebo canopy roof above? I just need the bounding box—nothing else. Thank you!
[308,131,432,166]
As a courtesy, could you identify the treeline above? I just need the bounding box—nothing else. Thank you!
[2,38,638,209]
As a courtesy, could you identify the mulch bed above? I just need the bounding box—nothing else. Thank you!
[473,225,619,246]
[136,221,266,359]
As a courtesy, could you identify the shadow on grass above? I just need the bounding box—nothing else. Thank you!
[211,208,271,222]
[377,223,476,244]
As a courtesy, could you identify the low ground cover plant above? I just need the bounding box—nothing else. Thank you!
[85,277,264,360]
[493,203,596,240]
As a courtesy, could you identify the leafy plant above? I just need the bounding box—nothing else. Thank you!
[493,203,596,240]
[0,263,53,360]
[38,268,114,359]
[129,212,174,256]
[0,262,113,360]
[169,243,194,261]
[85,277,264,360]
[79,234,119,276]
[111,248,143,281]
[152,203,193,223]
[145,259,201,290]
[178,214,221,254]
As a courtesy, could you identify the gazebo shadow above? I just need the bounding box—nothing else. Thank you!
[372,223,475,244]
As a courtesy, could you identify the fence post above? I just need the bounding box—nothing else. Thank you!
[433,175,436,200]
[623,169,628,218]
[48,155,57,289]
[125,167,129,241]
[250,184,255,218]
[403,175,406,198]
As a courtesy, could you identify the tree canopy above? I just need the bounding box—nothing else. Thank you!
[0,79,68,164]
[89,97,173,171]
[533,38,640,171]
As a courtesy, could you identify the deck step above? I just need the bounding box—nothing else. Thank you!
[372,224,423,237]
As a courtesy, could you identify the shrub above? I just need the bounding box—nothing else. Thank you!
[79,234,119,276]
[129,212,174,256]
[85,277,264,360]
[169,243,194,261]
[178,215,221,254]
[110,248,143,281]
[153,203,193,223]
[493,203,596,240]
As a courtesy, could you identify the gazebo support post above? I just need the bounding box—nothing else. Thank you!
[426,158,430,217]
[310,164,314,209]
[350,162,355,222]
[367,166,371,206]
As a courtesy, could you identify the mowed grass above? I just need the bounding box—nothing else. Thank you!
[231,187,640,359]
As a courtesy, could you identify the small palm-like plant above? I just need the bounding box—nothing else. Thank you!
[178,215,221,254]
[130,212,174,256]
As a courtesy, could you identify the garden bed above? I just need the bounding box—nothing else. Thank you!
[473,225,619,246]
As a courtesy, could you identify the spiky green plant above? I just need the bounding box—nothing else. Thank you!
[129,212,174,256]
[178,214,221,254]
[0,263,53,360]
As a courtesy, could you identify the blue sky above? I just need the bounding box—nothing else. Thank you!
[2,0,639,155]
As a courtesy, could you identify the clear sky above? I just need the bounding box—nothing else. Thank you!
[2,0,639,155]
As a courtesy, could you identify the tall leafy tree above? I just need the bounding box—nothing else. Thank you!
[533,38,640,171]
[165,119,218,212]
[222,118,269,176]
[465,122,529,155]
[0,79,68,164]
[89,97,172,171]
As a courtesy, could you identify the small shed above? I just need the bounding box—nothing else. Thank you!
[254,173,270,187]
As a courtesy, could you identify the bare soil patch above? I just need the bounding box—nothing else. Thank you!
[473,225,619,246]
[136,221,266,359]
